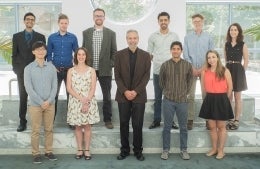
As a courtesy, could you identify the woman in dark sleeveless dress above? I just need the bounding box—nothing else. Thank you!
[224,23,249,130]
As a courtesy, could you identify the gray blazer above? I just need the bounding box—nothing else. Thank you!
[82,27,117,76]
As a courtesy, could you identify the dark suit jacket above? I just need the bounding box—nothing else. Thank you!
[12,30,46,74]
[114,48,151,103]
[82,27,117,76]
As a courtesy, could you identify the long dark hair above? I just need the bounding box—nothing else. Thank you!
[226,23,244,43]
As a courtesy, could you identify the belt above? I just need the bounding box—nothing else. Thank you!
[56,67,70,71]
[227,60,240,64]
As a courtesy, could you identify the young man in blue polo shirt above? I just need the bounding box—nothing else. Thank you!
[47,14,78,125]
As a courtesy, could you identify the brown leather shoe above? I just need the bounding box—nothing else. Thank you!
[105,122,114,129]
[187,120,193,130]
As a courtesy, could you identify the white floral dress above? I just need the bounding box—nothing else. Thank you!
[67,67,100,125]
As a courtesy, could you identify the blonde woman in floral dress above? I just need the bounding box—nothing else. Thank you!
[67,47,100,160]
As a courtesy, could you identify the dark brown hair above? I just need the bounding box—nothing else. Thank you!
[32,41,46,51]
[24,12,35,21]
[93,8,105,16]
[226,23,244,43]
[157,11,170,20]
[170,41,183,50]
[73,47,89,65]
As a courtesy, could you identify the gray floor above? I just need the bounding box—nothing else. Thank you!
[1,153,259,169]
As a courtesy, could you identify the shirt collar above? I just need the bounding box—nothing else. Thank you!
[32,60,48,67]
[128,47,138,54]
[94,26,103,31]
[56,31,68,36]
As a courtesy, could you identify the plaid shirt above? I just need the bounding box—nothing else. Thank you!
[92,29,103,70]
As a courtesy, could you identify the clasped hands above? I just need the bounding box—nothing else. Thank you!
[124,90,137,101]
[80,97,90,114]
[41,101,50,110]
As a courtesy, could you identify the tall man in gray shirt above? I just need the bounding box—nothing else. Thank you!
[147,11,179,129]
[183,14,214,130]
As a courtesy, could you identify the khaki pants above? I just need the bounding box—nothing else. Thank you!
[29,104,54,156]
[187,76,205,120]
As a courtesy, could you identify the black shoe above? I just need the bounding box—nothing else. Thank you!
[117,152,129,160]
[135,153,145,161]
[172,121,179,129]
[149,121,160,129]
[33,155,42,164]
[17,124,27,132]
[69,125,75,130]
[44,152,57,161]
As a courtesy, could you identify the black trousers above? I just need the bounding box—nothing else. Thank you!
[17,72,28,125]
[96,71,112,122]
[118,102,145,154]
[54,69,69,120]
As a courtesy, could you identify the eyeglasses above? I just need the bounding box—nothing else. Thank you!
[35,48,46,52]
[94,15,105,18]
[25,18,35,21]
[193,20,202,23]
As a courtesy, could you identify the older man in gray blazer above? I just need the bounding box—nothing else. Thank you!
[82,8,117,129]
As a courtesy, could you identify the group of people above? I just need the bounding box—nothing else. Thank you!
[11,8,248,164]
[12,9,115,164]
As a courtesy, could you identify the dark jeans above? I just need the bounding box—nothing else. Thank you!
[153,74,162,122]
[17,72,28,125]
[118,102,145,154]
[54,69,69,120]
[96,71,112,122]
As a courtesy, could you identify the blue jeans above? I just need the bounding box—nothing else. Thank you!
[162,97,188,151]
[153,74,162,122]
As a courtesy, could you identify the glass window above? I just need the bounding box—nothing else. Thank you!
[231,4,260,63]
[0,3,61,70]
[187,2,260,72]
[0,5,15,66]
[186,4,229,53]
[89,0,158,25]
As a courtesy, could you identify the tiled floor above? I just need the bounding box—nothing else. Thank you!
[0,153,259,169]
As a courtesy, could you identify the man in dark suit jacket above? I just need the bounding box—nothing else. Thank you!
[82,8,117,129]
[12,12,46,132]
[114,30,151,161]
